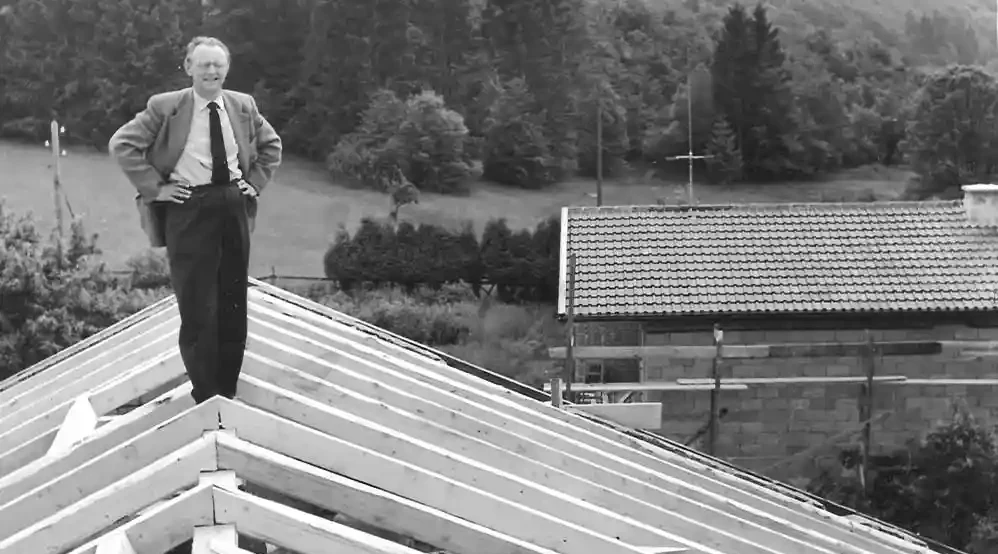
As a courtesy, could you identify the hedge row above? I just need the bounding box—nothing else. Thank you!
[323,216,560,303]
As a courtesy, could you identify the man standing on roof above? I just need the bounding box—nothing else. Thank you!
[108,36,283,405]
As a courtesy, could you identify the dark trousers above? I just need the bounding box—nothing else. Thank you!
[163,183,252,404]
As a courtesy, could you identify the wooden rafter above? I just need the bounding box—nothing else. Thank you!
[235,355,844,554]
[0,281,944,554]
[244,301,925,554]
[217,433,560,554]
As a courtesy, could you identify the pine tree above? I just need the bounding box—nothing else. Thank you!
[705,116,742,185]
[710,2,798,181]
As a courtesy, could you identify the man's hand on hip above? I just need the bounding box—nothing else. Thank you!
[156,181,193,203]
[236,179,258,198]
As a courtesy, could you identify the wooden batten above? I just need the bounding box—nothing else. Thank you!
[542,382,749,392]
[547,340,998,360]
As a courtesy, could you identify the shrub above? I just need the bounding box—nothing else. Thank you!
[318,288,471,347]
[125,249,172,290]
[0,202,170,379]
[481,78,564,188]
[326,89,409,191]
[440,302,561,386]
[807,404,998,551]
[327,88,479,195]
[397,90,480,194]
[322,215,560,303]
[309,283,562,387]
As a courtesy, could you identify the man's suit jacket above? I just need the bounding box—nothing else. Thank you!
[108,87,282,247]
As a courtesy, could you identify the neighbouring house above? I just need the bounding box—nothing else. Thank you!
[556,184,998,477]
[1,278,966,554]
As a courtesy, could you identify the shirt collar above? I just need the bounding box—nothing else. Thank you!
[193,90,225,112]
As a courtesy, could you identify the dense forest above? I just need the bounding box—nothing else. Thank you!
[1,0,996,197]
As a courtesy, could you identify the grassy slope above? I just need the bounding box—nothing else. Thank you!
[0,139,911,276]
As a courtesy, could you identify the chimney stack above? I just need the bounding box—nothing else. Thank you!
[962,184,998,227]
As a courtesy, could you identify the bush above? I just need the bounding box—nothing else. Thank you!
[322,215,561,303]
[309,283,562,387]
[125,249,172,290]
[0,202,170,380]
[481,78,565,188]
[807,404,998,551]
[397,90,481,194]
[317,288,471,347]
[440,302,561,386]
[327,88,479,195]
[326,89,409,191]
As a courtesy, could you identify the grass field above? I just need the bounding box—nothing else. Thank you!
[0,139,911,276]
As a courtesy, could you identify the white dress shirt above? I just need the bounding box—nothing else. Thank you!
[169,91,243,186]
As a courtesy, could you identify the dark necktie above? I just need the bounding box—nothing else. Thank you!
[208,101,229,184]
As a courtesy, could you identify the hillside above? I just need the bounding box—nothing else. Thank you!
[662,0,996,64]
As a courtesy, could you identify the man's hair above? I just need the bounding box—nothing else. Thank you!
[184,36,230,64]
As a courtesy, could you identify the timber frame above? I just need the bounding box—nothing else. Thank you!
[0,279,965,554]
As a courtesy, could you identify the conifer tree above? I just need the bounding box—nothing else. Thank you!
[710,2,798,180]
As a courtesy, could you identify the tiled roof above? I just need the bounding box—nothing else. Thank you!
[0,279,959,554]
[558,201,998,319]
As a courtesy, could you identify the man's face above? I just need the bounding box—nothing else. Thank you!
[185,44,229,97]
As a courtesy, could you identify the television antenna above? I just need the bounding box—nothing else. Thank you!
[666,54,713,206]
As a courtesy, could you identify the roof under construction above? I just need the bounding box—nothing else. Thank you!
[0,279,963,554]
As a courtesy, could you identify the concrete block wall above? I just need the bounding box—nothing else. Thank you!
[644,325,998,478]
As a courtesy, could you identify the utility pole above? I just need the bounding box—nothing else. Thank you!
[596,101,603,206]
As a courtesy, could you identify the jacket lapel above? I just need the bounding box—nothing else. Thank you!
[165,89,194,171]
[222,91,252,175]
